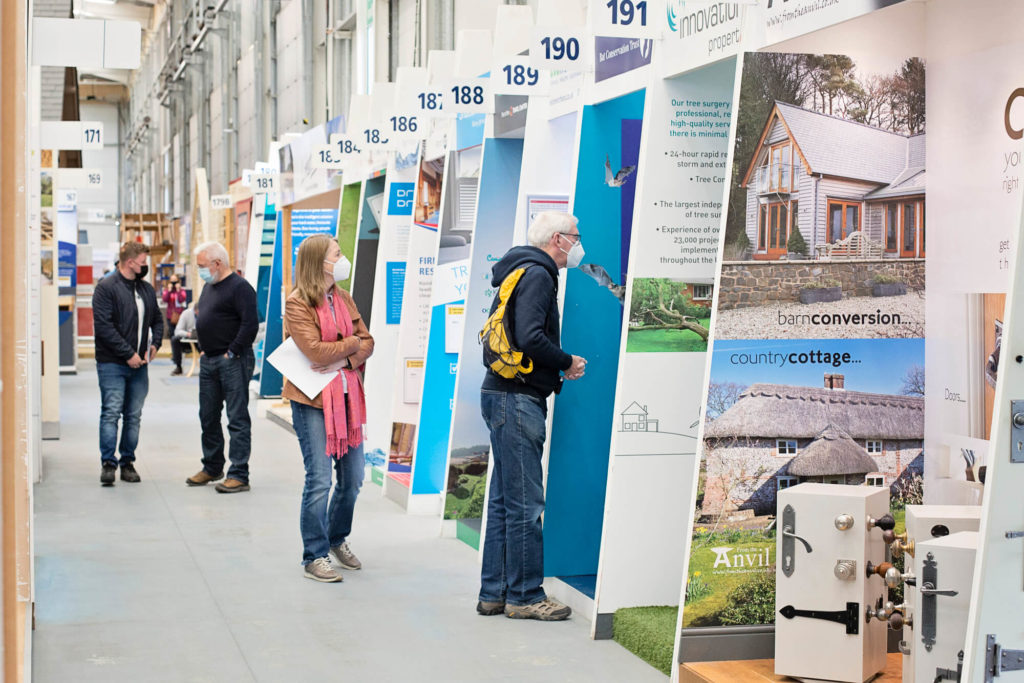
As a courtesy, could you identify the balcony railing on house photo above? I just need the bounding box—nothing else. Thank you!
[754,163,797,195]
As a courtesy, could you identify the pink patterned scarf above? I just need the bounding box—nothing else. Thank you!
[315,287,366,458]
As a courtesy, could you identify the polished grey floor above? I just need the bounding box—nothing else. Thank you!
[33,359,666,682]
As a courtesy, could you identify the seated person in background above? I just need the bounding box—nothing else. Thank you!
[173,302,200,352]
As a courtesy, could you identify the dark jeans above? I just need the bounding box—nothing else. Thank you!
[291,400,365,565]
[478,389,548,606]
[170,336,183,369]
[199,349,255,483]
[97,361,149,465]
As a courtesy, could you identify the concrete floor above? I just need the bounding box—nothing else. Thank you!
[33,359,666,682]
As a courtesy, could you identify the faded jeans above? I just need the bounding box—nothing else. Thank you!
[97,361,150,465]
[291,400,365,565]
[478,389,547,607]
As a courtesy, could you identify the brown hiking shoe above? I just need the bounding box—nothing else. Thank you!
[215,478,250,494]
[186,469,224,486]
[504,598,571,621]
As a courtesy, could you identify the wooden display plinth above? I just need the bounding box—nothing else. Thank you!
[679,653,901,683]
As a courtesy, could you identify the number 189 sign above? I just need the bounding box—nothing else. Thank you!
[491,55,550,96]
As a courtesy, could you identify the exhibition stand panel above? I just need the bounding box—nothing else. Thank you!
[543,88,646,587]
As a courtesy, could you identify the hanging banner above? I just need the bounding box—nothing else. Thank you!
[594,57,736,625]
[351,175,386,328]
[681,50,926,631]
[544,89,646,578]
[336,182,363,293]
[924,6,1020,505]
[363,147,421,483]
[386,152,449,496]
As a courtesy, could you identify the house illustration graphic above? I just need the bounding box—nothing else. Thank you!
[621,401,659,432]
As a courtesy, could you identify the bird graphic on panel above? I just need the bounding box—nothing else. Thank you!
[579,263,626,304]
[604,154,637,187]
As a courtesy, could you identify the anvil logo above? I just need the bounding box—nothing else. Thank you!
[711,546,773,569]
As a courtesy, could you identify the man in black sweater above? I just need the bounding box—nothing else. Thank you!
[477,212,587,622]
[92,242,163,485]
[186,241,259,493]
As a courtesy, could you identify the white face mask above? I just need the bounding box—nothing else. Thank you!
[559,236,585,269]
[325,255,352,282]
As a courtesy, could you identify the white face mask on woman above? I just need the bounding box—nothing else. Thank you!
[324,254,352,282]
[558,235,585,269]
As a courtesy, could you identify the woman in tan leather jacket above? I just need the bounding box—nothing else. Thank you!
[283,234,373,583]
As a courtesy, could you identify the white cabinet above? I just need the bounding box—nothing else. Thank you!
[775,483,890,682]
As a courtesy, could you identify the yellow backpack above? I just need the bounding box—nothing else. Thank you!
[479,266,535,381]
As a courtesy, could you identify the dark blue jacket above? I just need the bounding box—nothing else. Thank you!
[481,246,572,398]
[92,270,163,364]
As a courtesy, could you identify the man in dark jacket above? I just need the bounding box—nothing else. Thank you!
[186,241,259,494]
[477,211,587,622]
[91,242,163,485]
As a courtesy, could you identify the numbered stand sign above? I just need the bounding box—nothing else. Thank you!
[359,124,396,150]
[210,194,232,210]
[251,172,278,193]
[379,112,422,142]
[55,168,103,189]
[530,27,590,71]
[407,87,455,120]
[81,122,104,150]
[328,134,366,158]
[441,78,493,115]
[312,144,347,169]
[492,55,550,96]
[589,0,663,39]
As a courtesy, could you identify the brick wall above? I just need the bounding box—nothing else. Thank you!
[717,259,925,311]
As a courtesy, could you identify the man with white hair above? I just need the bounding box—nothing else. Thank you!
[476,211,587,622]
[186,241,259,493]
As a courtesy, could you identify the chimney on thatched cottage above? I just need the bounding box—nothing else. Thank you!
[824,373,845,390]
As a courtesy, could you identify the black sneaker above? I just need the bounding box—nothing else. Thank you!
[120,462,141,483]
[100,462,117,486]
[170,366,183,376]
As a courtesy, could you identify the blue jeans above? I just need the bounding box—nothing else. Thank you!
[291,400,365,565]
[97,362,150,465]
[478,390,548,606]
[198,350,255,483]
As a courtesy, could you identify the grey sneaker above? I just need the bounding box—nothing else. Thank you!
[505,598,571,621]
[330,542,362,570]
[304,557,342,583]
[477,600,505,616]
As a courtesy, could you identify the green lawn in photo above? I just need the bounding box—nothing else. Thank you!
[626,318,711,353]
[682,528,776,628]
[444,471,486,520]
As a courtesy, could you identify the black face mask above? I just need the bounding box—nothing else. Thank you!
[137,265,149,280]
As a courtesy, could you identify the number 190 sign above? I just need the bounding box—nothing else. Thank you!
[589,0,663,38]
[530,27,590,72]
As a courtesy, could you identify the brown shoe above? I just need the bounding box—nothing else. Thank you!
[215,478,250,494]
[186,469,224,486]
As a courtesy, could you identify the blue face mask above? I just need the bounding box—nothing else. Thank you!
[198,267,215,284]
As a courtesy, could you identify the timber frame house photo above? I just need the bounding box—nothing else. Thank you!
[740,101,925,262]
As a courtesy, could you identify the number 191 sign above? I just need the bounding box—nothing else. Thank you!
[589,0,663,39]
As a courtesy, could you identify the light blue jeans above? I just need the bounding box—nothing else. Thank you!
[291,400,365,565]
